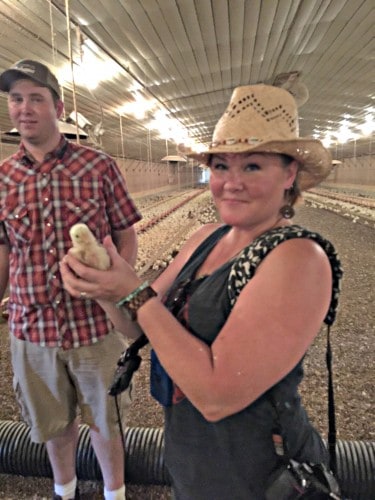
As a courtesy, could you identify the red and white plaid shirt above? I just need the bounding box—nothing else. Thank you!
[0,136,141,348]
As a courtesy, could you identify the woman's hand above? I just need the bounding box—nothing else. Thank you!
[60,235,142,303]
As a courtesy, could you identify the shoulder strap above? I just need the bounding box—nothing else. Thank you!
[185,224,231,270]
[227,224,343,473]
[228,225,342,325]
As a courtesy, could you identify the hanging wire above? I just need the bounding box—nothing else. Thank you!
[49,0,66,119]
[147,128,152,168]
[64,0,80,144]
[76,25,84,63]
[76,24,106,149]
[48,1,57,68]
[60,86,65,110]
[119,115,125,158]
[0,131,3,161]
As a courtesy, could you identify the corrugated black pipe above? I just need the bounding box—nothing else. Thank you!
[1,420,374,499]
[0,421,170,486]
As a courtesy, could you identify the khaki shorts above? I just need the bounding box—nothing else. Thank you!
[10,331,133,443]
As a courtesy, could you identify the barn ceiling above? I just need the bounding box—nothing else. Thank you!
[0,0,374,163]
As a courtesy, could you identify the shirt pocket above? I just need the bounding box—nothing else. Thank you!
[0,204,31,245]
[62,198,110,241]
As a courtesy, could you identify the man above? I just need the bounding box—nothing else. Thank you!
[0,60,141,500]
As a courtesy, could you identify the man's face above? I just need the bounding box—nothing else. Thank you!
[7,78,63,146]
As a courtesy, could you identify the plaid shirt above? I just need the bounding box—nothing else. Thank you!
[0,136,141,348]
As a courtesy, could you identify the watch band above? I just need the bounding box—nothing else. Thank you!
[122,285,157,321]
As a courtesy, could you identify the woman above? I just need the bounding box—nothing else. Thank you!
[60,85,342,499]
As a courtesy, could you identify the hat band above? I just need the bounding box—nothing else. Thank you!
[211,137,263,147]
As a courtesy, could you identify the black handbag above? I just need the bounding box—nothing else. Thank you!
[265,458,342,499]
[265,325,343,500]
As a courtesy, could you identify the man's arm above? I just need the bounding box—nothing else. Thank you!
[112,225,138,268]
[0,243,10,302]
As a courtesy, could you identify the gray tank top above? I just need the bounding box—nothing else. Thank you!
[162,224,342,500]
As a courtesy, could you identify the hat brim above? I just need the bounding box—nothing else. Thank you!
[0,69,31,92]
[183,138,332,191]
[0,69,60,97]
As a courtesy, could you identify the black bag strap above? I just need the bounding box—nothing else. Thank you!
[227,225,342,473]
[326,325,338,473]
[228,225,342,326]
[269,325,337,474]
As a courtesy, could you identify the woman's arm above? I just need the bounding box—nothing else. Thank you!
[135,238,332,421]
[96,299,144,340]
[61,223,222,302]
[0,244,10,302]
[60,236,332,422]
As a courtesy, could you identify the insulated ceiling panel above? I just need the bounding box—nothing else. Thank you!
[0,0,373,162]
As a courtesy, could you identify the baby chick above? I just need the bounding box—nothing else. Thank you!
[69,223,111,270]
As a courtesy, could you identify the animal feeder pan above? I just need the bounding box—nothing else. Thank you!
[161,155,187,164]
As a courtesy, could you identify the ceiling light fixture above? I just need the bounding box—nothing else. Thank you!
[358,114,374,136]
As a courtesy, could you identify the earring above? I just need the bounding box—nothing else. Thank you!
[279,185,295,219]
[279,204,295,218]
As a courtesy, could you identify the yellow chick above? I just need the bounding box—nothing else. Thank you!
[69,223,111,270]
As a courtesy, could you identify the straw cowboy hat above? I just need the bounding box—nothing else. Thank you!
[179,84,332,190]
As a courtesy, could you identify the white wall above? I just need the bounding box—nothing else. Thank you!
[324,155,374,188]
[2,142,373,193]
[0,141,202,195]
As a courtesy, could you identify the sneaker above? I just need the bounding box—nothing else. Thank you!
[52,487,80,500]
